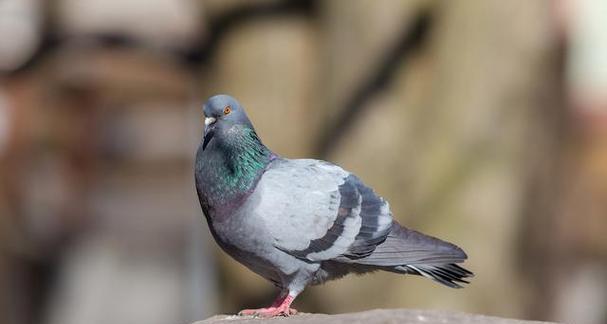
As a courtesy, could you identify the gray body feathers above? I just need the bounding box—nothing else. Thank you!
[198,158,472,292]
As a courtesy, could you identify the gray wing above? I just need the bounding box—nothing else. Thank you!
[252,159,393,262]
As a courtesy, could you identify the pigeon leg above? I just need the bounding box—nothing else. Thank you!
[238,291,298,317]
[269,290,289,307]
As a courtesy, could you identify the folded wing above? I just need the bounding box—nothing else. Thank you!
[253,159,393,262]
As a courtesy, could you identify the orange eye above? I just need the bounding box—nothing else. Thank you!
[223,106,232,115]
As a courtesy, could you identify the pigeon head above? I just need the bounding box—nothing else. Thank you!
[203,94,253,134]
[202,94,258,151]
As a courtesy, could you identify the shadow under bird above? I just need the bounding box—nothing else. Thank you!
[194,95,473,317]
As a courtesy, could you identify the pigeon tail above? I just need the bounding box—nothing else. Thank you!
[349,222,473,288]
[392,263,473,288]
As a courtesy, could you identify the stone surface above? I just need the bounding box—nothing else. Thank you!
[194,309,559,324]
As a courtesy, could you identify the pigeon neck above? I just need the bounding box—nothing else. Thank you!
[197,126,274,213]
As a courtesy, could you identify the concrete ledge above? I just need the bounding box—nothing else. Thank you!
[194,309,559,324]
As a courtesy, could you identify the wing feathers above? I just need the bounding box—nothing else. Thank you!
[342,175,393,258]
[268,161,393,262]
[277,170,362,261]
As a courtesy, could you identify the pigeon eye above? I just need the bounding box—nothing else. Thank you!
[223,106,232,115]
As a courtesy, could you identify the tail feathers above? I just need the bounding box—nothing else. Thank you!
[351,222,469,266]
[342,221,474,288]
[394,263,474,288]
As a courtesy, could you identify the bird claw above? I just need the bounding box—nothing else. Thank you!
[238,308,272,316]
[238,307,298,317]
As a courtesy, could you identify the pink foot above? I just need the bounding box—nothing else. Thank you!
[238,294,297,317]
[238,306,297,317]
[238,307,275,316]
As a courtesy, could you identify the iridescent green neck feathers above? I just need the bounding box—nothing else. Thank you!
[196,125,273,212]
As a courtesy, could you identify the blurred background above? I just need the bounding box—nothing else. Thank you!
[1,0,606,324]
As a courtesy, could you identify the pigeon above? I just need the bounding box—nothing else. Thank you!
[194,94,473,317]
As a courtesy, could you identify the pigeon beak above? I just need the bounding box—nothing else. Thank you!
[203,117,217,148]
[205,117,216,127]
